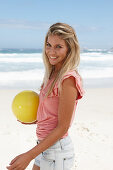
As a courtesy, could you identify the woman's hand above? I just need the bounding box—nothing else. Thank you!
[6,152,32,170]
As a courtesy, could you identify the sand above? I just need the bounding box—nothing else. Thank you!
[0,87,113,170]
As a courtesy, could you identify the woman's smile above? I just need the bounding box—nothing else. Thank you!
[50,56,57,59]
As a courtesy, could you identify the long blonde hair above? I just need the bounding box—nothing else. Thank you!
[42,22,80,96]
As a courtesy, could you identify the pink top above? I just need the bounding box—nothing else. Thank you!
[36,70,84,140]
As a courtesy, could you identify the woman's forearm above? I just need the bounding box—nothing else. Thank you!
[27,125,68,160]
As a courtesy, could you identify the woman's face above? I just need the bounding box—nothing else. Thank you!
[45,35,68,71]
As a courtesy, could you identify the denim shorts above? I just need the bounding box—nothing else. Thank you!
[34,135,75,170]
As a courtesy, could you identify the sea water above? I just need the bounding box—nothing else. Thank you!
[0,48,113,89]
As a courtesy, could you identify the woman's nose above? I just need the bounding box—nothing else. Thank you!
[49,47,56,54]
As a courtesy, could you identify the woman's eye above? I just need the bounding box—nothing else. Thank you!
[56,45,62,48]
[46,43,51,47]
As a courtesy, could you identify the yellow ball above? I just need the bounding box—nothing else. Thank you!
[12,90,39,123]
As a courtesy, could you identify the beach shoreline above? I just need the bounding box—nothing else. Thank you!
[0,87,113,170]
[83,77,113,88]
[1,77,113,90]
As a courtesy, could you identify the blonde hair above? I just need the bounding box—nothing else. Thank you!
[42,22,80,96]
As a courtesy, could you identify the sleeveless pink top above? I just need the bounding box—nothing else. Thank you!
[36,70,84,140]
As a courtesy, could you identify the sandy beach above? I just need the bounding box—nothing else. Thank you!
[0,87,113,170]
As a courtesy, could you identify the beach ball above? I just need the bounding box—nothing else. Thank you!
[12,90,39,123]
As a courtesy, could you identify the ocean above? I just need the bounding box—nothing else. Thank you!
[0,48,113,89]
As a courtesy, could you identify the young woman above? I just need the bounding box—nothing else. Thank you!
[7,22,84,170]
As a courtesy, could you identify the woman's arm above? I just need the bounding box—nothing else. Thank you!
[7,76,78,170]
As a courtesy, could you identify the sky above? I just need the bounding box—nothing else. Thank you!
[0,0,113,49]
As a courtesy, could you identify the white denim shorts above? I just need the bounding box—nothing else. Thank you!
[34,135,75,170]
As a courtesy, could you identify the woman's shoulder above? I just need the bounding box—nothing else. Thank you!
[62,70,81,81]
[61,70,84,100]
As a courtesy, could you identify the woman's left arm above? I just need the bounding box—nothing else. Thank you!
[6,76,78,170]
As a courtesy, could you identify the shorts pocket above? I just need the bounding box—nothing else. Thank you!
[63,154,75,170]
[40,152,55,170]
[42,151,55,162]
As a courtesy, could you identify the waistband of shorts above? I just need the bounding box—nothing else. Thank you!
[37,135,72,149]
[37,135,70,143]
[59,135,71,145]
